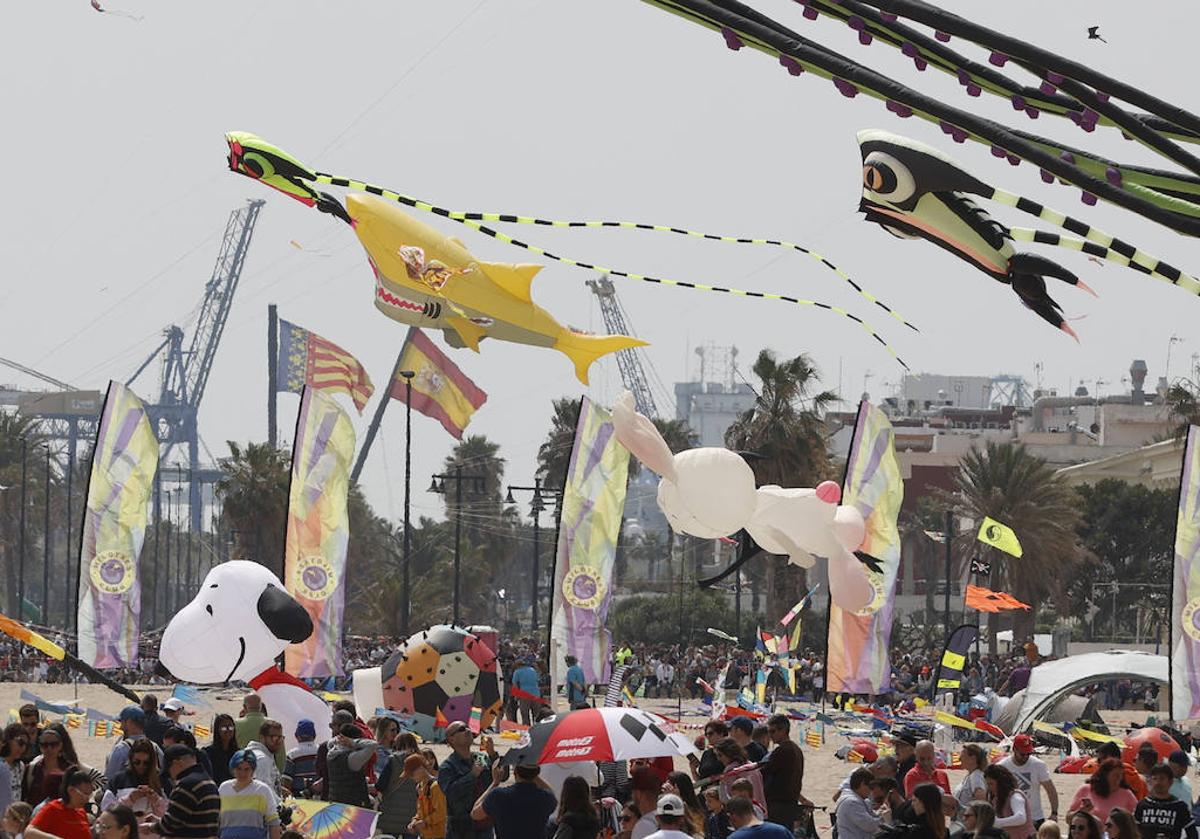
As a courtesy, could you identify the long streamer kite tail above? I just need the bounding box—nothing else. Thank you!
[310,172,920,332]
[0,612,140,704]
[1008,228,1197,292]
[313,175,911,368]
[993,188,1200,294]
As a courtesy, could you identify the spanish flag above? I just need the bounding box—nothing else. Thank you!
[394,329,487,439]
[977,516,1022,558]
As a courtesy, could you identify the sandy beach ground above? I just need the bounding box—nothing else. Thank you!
[4,682,1129,835]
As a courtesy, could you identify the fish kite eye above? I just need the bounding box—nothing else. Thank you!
[861,152,915,205]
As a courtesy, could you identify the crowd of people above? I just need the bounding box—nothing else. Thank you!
[829,732,1200,839]
[0,690,817,839]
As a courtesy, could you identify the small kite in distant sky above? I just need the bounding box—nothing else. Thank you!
[1086,26,1107,44]
[90,0,142,20]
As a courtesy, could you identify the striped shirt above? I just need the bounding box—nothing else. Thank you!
[160,764,221,839]
[218,779,280,839]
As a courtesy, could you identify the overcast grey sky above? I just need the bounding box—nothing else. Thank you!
[2,1,1197,523]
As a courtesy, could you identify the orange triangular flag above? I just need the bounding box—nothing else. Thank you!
[434,708,449,729]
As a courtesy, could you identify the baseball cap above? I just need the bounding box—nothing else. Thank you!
[1013,734,1034,755]
[162,698,184,712]
[295,719,316,739]
[631,766,661,792]
[118,706,146,724]
[729,717,754,735]
[444,721,470,738]
[162,744,193,766]
[657,793,686,816]
[229,749,257,770]
[1169,750,1190,767]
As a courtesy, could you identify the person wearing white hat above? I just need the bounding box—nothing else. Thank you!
[644,794,694,839]
[161,699,185,728]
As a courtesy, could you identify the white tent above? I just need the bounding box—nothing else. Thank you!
[1008,650,1167,734]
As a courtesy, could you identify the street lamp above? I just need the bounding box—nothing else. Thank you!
[506,479,564,632]
[399,370,414,636]
[430,465,486,624]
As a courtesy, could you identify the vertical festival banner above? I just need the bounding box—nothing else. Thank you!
[76,381,159,668]
[284,387,356,678]
[550,397,631,687]
[932,624,978,700]
[1171,425,1200,720]
[826,401,904,695]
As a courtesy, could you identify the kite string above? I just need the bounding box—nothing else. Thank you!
[310,172,920,332]
[311,175,909,369]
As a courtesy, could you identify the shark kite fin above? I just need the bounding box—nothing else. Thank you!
[447,317,487,352]
[553,331,646,385]
[481,262,542,303]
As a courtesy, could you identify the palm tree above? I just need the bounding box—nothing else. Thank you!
[1166,380,1200,440]
[0,413,43,616]
[537,398,698,486]
[215,441,290,571]
[947,441,1084,646]
[724,349,838,618]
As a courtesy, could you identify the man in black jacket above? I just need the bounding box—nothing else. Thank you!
[1135,764,1198,839]
[759,714,810,828]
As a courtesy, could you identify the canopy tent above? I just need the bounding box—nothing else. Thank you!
[1008,651,1166,734]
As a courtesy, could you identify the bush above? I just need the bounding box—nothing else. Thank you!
[610,590,734,646]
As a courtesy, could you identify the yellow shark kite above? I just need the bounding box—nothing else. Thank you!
[348,195,643,384]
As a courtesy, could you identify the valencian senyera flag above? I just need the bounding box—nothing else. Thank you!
[284,387,356,678]
[826,400,904,695]
[394,328,487,439]
[1171,425,1200,720]
[76,381,159,669]
[550,397,630,686]
[277,318,375,413]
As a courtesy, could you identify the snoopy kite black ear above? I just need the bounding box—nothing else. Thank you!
[257,585,313,643]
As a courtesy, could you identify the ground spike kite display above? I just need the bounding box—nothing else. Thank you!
[857,130,1200,338]
[225,132,914,369]
[640,0,1200,240]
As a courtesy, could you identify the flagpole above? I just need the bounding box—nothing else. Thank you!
[351,329,413,484]
[268,305,279,449]
[401,370,414,636]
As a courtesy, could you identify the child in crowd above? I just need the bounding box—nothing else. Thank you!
[703,786,731,839]
[408,752,445,839]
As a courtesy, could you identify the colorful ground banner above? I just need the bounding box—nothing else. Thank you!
[1170,425,1200,720]
[932,624,977,698]
[76,381,158,669]
[550,397,630,686]
[284,387,356,678]
[394,328,487,439]
[277,319,375,413]
[826,401,903,695]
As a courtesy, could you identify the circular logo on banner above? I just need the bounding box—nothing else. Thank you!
[853,571,888,617]
[1182,597,1200,641]
[562,567,607,611]
[90,550,135,595]
[295,555,336,601]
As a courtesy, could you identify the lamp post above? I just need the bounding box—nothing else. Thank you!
[18,435,27,619]
[400,370,414,635]
[943,509,954,635]
[42,444,51,626]
[430,465,486,625]
[505,479,564,633]
[173,488,182,613]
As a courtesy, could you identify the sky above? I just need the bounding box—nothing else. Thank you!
[2,0,1198,525]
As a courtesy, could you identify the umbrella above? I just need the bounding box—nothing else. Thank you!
[289,800,379,839]
[502,707,700,766]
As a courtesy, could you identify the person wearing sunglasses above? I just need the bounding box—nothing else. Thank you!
[204,716,240,787]
[23,728,75,806]
[1103,807,1136,839]
[96,804,140,839]
[1065,812,1102,839]
[1,723,29,813]
[616,803,641,839]
[102,740,168,828]
[25,767,95,839]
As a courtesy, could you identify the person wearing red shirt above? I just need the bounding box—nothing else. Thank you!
[26,768,93,839]
[904,741,951,797]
